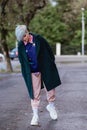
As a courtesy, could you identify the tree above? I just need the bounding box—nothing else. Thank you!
[0,0,47,72]
[56,0,87,54]
[30,3,68,54]
[45,0,87,54]
[30,0,87,54]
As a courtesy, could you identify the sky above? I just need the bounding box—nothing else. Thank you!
[49,0,58,6]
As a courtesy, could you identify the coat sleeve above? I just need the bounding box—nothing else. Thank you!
[38,35,55,61]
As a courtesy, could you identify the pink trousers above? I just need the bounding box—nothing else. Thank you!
[31,73,55,109]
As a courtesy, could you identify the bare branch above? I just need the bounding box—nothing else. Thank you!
[1,0,9,15]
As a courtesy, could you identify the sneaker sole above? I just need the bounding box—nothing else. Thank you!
[30,122,39,126]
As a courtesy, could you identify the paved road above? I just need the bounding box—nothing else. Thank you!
[0,63,87,130]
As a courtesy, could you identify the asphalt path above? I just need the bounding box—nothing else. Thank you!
[0,62,87,130]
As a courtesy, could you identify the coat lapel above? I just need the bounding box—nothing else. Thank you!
[18,41,29,63]
[34,35,40,57]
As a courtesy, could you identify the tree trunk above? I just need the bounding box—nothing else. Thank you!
[1,29,13,72]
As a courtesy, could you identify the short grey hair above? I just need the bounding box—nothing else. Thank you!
[15,25,27,41]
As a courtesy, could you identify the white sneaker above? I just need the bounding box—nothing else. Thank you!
[46,104,58,120]
[30,115,39,126]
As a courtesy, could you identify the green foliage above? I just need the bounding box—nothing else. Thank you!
[0,0,47,51]
[1,0,87,55]
[30,0,87,54]
[30,4,68,54]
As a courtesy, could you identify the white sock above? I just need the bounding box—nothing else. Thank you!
[49,102,55,108]
[32,108,38,116]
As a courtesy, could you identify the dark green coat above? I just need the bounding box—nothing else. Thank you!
[18,34,61,99]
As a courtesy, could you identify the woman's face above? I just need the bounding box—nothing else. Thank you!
[23,33,30,43]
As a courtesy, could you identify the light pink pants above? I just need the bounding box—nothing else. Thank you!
[31,73,55,109]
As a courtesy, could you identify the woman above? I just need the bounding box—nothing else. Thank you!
[15,25,61,126]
